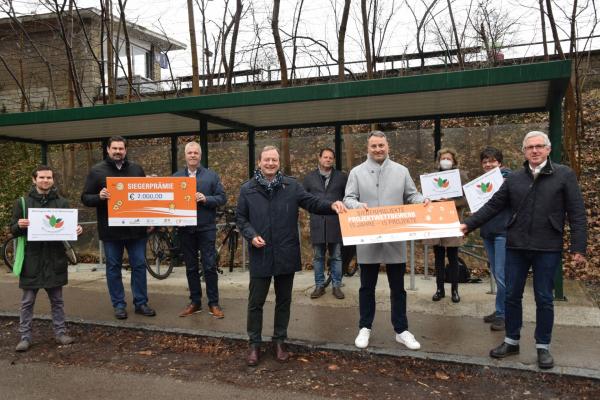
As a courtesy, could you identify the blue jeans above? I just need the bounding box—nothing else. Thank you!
[483,236,507,318]
[505,249,561,345]
[312,243,342,288]
[179,229,219,307]
[103,238,148,309]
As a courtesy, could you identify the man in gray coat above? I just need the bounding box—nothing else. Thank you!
[344,131,428,351]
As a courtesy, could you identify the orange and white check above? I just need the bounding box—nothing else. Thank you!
[107,177,197,226]
[339,201,462,245]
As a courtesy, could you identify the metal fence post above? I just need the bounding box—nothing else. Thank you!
[423,244,430,280]
[409,240,416,290]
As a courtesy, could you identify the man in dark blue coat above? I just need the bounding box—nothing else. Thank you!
[303,148,348,300]
[462,131,587,369]
[237,145,346,366]
[82,136,155,320]
[173,142,226,318]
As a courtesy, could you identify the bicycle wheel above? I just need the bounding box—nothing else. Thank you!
[2,238,15,271]
[145,230,174,279]
[63,241,78,265]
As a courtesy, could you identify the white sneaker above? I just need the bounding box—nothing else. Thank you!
[395,330,421,350]
[355,328,371,349]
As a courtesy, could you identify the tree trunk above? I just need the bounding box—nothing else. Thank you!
[105,0,115,103]
[272,0,291,174]
[225,0,243,93]
[538,0,549,61]
[338,0,354,169]
[187,0,200,95]
[361,0,373,79]
[447,0,464,68]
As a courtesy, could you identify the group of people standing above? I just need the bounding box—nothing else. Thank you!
[10,130,586,371]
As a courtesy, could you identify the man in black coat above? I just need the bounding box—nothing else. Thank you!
[173,141,227,318]
[11,165,82,352]
[461,131,587,369]
[82,136,155,320]
[237,145,346,367]
[303,148,348,300]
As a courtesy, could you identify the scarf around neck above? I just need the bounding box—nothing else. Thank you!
[254,168,283,193]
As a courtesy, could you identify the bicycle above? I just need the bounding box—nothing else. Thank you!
[145,227,181,279]
[215,207,239,272]
[145,224,226,280]
[2,235,78,271]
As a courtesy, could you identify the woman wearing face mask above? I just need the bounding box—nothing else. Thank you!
[423,148,468,303]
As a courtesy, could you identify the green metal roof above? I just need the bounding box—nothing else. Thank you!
[0,61,572,144]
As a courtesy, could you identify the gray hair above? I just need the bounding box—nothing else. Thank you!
[522,131,551,151]
[367,130,387,140]
[185,141,201,153]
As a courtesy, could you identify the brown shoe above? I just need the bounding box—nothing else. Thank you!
[247,345,260,366]
[178,303,202,317]
[273,341,289,362]
[208,305,225,319]
[332,286,345,299]
[310,286,326,299]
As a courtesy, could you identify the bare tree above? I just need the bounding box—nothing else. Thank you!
[272,0,291,174]
[221,0,243,92]
[187,0,200,95]
[446,0,464,68]
[470,0,518,66]
[538,0,549,61]
[290,0,304,83]
[361,0,374,78]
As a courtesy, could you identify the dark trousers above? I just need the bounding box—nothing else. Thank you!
[434,245,459,289]
[359,263,408,333]
[247,273,294,345]
[505,249,561,345]
[180,229,219,307]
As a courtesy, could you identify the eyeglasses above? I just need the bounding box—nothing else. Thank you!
[524,144,547,151]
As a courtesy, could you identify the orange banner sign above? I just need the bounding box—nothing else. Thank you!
[107,177,197,226]
[339,201,461,245]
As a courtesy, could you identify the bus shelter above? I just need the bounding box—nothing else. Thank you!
[0,60,573,296]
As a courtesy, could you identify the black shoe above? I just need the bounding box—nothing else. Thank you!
[134,304,156,317]
[451,288,460,303]
[483,312,497,323]
[432,289,445,301]
[310,286,326,299]
[537,348,554,369]
[490,342,520,359]
[114,307,128,320]
[490,317,505,331]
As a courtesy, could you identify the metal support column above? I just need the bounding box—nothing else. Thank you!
[41,142,48,165]
[101,138,108,159]
[433,117,442,160]
[549,90,566,301]
[200,118,208,168]
[248,128,256,178]
[170,134,178,174]
[335,124,342,171]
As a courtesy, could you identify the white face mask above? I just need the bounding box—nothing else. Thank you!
[439,159,454,170]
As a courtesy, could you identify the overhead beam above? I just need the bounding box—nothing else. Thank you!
[172,111,253,131]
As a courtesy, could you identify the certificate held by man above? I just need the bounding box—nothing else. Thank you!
[339,201,462,246]
[107,177,197,226]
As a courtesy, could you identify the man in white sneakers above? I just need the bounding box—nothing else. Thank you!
[344,131,429,350]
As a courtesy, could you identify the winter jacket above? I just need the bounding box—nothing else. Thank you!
[236,175,335,278]
[465,160,587,254]
[302,168,348,244]
[10,187,70,290]
[81,158,146,241]
[173,166,226,232]
[344,156,425,264]
[479,167,512,239]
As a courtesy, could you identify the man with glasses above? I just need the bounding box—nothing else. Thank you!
[461,131,587,369]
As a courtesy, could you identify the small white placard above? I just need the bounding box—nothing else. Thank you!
[463,167,505,213]
[27,208,78,241]
[420,169,463,201]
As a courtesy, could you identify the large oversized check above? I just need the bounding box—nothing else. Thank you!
[339,201,462,246]
[107,177,197,226]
